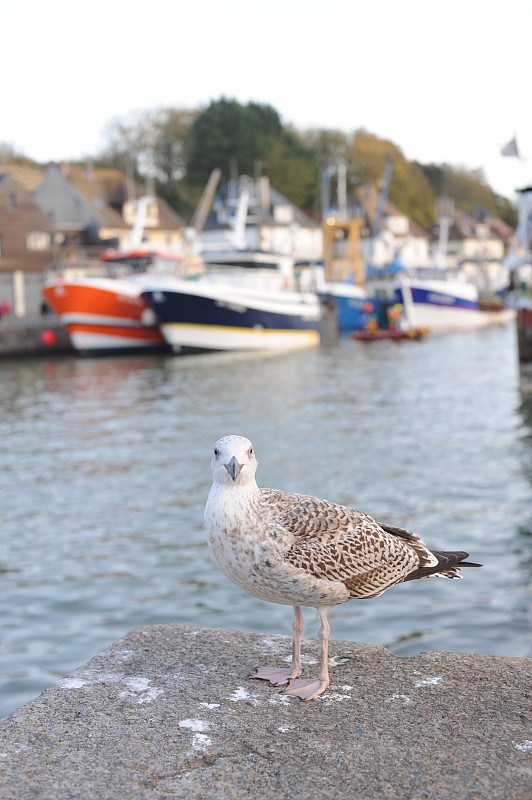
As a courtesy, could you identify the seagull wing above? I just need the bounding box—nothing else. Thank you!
[260,489,434,598]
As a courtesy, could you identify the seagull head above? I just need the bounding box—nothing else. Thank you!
[211,435,258,486]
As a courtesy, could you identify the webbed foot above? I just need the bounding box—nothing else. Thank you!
[283,677,329,701]
[249,666,301,686]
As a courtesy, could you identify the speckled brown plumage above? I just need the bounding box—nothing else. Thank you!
[204,435,481,701]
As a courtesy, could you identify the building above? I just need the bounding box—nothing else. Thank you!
[0,173,55,316]
[200,176,323,262]
[429,210,513,291]
[34,164,186,251]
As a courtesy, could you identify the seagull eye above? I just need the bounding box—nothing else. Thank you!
[214,448,220,457]
[248,447,254,457]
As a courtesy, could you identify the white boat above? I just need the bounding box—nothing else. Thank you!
[141,258,321,353]
[397,275,514,331]
[140,191,323,354]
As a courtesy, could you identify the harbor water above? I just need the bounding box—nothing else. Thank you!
[1,323,531,717]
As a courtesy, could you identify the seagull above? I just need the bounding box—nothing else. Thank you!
[204,435,481,701]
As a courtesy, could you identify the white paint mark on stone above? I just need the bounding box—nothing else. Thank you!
[514,740,532,753]
[97,673,125,684]
[0,742,28,758]
[192,733,212,751]
[268,693,291,706]
[227,686,261,705]
[179,719,211,733]
[320,692,352,703]
[390,693,413,705]
[329,656,350,667]
[124,676,151,692]
[115,649,135,662]
[118,675,163,704]
[414,675,443,687]
[200,702,221,709]
[137,687,163,704]
[178,721,213,754]
[59,678,89,689]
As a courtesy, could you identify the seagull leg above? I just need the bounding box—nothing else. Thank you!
[283,607,330,701]
[250,605,303,686]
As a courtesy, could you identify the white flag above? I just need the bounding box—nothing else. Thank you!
[500,137,520,157]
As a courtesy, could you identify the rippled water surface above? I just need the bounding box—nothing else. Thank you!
[1,324,531,716]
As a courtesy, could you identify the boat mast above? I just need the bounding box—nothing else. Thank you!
[366,155,393,270]
[435,197,454,270]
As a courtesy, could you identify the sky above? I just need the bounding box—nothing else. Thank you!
[2,0,532,201]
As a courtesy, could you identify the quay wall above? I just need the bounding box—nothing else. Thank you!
[0,624,530,799]
[0,317,71,358]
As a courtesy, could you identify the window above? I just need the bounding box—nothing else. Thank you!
[26,231,51,251]
[7,192,17,212]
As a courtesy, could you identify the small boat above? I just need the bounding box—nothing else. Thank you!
[350,326,428,342]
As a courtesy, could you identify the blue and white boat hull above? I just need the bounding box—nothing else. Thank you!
[141,278,320,353]
[317,281,370,331]
[397,277,514,331]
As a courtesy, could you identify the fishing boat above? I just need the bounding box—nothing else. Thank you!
[42,175,220,355]
[141,255,321,354]
[396,275,514,331]
[137,179,321,354]
[42,248,197,354]
[314,274,371,331]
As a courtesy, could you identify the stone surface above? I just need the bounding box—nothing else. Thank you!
[0,625,530,799]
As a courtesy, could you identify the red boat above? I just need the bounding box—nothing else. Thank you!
[43,248,199,354]
[350,327,429,342]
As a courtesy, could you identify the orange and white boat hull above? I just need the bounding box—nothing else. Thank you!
[43,276,167,353]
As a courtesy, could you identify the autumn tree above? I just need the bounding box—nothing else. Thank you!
[95,97,516,228]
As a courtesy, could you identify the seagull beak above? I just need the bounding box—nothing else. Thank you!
[225,456,243,482]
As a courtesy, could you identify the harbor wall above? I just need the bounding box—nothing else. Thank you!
[0,316,71,358]
[0,624,530,799]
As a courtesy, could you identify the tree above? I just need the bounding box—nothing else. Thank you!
[349,131,435,228]
[186,98,319,209]
[187,98,273,185]
[418,162,517,227]
[98,106,197,213]
[95,98,517,229]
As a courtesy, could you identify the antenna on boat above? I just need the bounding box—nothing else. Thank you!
[435,197,454,269]
[366,155,393,269]
[189,169,221,235]
[231,178,250,250]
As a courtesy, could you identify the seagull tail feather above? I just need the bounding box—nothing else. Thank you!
[403,550,482,582]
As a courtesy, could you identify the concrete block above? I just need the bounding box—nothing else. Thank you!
[0,625,530,799]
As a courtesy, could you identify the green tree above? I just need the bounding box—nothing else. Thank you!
[186,98,318,209]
